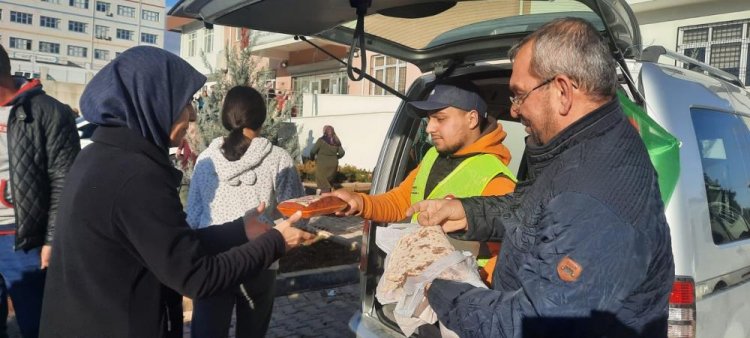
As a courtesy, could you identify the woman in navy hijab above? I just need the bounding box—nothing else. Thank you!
[39,46,313,338]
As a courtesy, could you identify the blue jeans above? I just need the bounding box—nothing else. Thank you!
[0,232,45,338]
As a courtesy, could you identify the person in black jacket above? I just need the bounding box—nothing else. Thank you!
[407,18,675,338]
[38,46,314,338]
[0,44,80,338]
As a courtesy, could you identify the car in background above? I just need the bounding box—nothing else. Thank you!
[76,116,179,157]
[172,1,750,337]
[76,116,97,148]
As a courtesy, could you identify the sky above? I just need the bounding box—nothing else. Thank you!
[163,0,181,54]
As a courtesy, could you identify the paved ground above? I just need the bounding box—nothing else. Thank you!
[303,215,364,250]
[5,283,360,338]
[183,283,360,338]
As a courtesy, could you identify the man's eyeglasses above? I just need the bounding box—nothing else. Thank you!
[509,77,555,108]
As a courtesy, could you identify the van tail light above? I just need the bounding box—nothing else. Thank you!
[359,220,371,272]
[668,277,696,338]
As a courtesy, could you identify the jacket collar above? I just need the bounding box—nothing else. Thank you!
[525,97,623,177]
[0,77,43,107]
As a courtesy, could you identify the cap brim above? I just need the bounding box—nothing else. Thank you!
[408,101,450,117]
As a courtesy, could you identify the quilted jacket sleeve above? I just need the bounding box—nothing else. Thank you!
[42,97,81,244]
[427,192,650,338]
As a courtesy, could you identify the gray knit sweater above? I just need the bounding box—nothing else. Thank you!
[186,136,304,229]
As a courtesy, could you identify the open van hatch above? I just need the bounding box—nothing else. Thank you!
[170,0,641,74]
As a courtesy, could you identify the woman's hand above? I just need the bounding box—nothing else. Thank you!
[243,202,272,240]
[274,211,316,252]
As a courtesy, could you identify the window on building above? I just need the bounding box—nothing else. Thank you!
[39,41,60,54]
[116,29,133,40]
[292,72,349,95]
[370,55,407,95]
[68,45,88,58]
[94,49,109,60]
[95,25,109,39]
[679,20,750,86]
[187,31,197,57]
[42,0,61,3]
[40,16,60,29]
[10,11,33,25]
[117,5,135,18]
[96,1,110,13]
[141,10,159,22]
[141,33,157,44]
[69,0,89,9]
[68,20,87,33]
[203,28,214,53]
[9,37,32,50]
[691,108,750,244]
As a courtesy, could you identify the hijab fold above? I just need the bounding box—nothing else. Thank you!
[80,46,206,150]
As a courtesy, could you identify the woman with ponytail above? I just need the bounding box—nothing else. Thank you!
[310,125,345,193]
[186,86,305,338]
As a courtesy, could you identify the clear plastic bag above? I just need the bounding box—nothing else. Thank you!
[375,224,487,337]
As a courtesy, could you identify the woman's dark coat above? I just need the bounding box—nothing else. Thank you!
[39,46,286,338]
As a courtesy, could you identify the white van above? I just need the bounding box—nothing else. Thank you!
[171,1,750,337]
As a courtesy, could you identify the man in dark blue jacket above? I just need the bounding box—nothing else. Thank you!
[407,18,674,338]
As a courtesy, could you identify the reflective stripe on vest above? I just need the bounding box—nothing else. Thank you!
[410,147,516,223]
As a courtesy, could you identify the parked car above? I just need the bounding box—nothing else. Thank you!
[171,1,750,337]
[76,116,97,148]
[77,116,179,158]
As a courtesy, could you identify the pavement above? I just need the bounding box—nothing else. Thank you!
[182,283,360,338]
[302,215,364,251]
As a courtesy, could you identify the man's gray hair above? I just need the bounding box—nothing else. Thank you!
[509,17,617,99]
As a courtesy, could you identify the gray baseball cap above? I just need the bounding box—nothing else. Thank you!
[408,84,488,118]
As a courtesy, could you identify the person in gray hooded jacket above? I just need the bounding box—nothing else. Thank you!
[186,86,305,338]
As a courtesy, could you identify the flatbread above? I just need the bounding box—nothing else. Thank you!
[380,226,455,292]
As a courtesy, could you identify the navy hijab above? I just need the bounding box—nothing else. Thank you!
[80,46,206,150]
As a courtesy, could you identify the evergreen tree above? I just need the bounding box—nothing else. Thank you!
[191,31,300,162]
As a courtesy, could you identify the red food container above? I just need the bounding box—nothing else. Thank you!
[276,195,348,218]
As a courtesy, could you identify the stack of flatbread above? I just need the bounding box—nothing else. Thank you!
[379,226,456,293]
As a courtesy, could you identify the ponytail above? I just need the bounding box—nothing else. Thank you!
[221,128,252,161]
[219,86,267,161]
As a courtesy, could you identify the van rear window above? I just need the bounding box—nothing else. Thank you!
[691,108,750,244]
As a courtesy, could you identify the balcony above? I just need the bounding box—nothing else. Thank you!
[284,92,401,118]
[253,31,294,46]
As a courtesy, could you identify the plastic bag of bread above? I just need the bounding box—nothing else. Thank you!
[375,224,486,337]
[276,195,348,218]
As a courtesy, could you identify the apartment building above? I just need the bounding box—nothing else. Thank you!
[628,0,750,86]
[0,0,166,85]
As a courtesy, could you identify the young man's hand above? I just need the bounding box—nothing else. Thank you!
[406,199,468,233]
[327,190,363,216]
